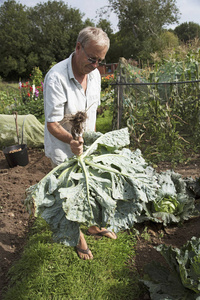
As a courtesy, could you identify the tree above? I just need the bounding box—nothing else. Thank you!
[27,1,85,74]
[96,18,120,62]
[174,22,200,43]
[0,0,89,80]
[0,0,31,79]
[102,0,180,61]
[84,17,95,28]
[97,18,114,37]
[154,30,179,52]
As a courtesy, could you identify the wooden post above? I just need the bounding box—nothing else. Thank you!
[117,68,123,129]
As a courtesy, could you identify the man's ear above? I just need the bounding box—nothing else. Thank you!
[76,42,81,51]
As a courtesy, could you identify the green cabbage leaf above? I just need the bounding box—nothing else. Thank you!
[142,237,200,300]
[25,128,198,246]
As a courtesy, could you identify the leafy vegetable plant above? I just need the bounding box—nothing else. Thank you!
[25,128,198,246]
[154,195,180,214]
[142,237,200,300]
[25,128,158,245]
[140,168,199,226]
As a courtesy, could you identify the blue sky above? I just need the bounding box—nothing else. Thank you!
[1,0,200,31]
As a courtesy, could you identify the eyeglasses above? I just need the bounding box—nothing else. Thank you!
[81,44,106,66]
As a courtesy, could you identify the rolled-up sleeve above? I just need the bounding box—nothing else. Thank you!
[44,73,67,123]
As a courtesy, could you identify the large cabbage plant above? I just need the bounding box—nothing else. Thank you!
[141,169,198,225]
[25,128,198,246]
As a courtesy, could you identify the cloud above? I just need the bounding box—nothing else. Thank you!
[176,0,200,25]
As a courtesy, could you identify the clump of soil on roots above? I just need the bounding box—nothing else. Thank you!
[61,111,87,139]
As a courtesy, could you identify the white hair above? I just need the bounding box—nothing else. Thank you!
[77,27,110,50]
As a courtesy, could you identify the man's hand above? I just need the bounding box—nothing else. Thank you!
[70,136,84,156]
[47,122,84,156]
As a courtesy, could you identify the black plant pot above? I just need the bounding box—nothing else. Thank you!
[3,144,29,168]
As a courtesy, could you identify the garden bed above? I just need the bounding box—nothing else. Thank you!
[0,148,200,299]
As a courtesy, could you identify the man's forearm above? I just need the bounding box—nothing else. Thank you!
[47,122,73,144]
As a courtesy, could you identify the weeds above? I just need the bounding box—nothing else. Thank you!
[141,227,151,242]
[114,43,200,164]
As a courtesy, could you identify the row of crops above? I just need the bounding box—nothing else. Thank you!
[110,44,200,164]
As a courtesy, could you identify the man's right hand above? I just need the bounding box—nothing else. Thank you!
[47,122,84,156]
[70,136,84,156]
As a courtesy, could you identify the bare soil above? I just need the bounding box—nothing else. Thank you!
[0,148,200,299]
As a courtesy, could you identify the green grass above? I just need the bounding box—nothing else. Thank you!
[0,81,19,90]
[2,218,143,300]
[96,108,113,134]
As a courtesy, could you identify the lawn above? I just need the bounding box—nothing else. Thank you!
[3,218,141,300]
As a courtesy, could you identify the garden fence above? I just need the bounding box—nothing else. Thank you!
[110,58,200,162]
[112,78,200,130]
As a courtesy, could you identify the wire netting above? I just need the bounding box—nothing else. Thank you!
[112,58,200,163]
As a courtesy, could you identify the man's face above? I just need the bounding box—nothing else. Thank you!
[75,41,108,75]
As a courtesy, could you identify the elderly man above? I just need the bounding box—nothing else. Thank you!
[43,27,117,260]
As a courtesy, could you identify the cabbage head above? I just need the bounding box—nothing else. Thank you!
[154,195,180,214]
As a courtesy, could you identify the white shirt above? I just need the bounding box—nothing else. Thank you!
[43,53,101,165]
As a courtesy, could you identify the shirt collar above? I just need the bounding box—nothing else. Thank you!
[67,52,75,80]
